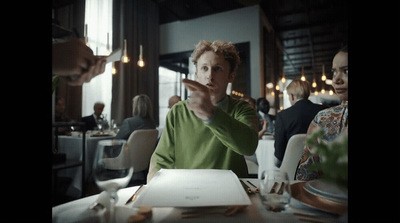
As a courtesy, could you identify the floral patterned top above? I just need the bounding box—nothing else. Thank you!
[295,101,348,180]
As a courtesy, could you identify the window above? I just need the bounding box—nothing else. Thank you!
[82,0,113,122]
[158,67,183,128]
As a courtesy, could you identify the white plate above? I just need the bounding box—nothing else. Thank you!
[303,180,348,203]
[290,181,348,215]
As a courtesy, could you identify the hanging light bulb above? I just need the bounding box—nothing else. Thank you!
[137,44,145,67]
[321,64,327,81]
[329,89,334,95]
[111,62,117,75]
[266,82,274,89]
[122,39,130,63]
[312,73,317,88]
[84,24,89,47]
[106,32,110,55]
[300,66,306,81]
[281,69,286,83]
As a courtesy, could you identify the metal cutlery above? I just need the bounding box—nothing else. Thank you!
[246,180,259,193]
[125,184,144,205]
[240,180,253,194]
[269,182,280,194]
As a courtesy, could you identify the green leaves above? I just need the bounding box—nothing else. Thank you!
[306,129,348,189]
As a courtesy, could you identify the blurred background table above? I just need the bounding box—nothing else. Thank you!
[255,135,277,178]
[57,131,115,198]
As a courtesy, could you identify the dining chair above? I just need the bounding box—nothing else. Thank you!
[102,129,159,183]
[279,134,307,181]
[126,129,159,173]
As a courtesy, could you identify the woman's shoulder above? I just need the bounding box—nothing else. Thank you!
[315,103,346,117]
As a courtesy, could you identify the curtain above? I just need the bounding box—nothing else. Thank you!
[82,0,113,121]
[112,0,160,126]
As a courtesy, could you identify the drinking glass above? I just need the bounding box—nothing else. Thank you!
[93,139,134,223]
[97,120,103,132]
[259,169,291,212]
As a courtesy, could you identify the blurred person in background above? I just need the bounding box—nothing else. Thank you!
[81,102,105,130]
[242,96,268,139]
[273,79,325,168]
[115,94,156,140]
[54,96,73,135]
[257,97,274,134]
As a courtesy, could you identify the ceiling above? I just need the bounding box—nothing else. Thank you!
[156,0,348,80]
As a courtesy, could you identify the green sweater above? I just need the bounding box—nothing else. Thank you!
[149,96,259,178]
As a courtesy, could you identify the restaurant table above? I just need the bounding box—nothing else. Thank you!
[52,178,347,222]
[255,136,278,178]
[57,132,115,197]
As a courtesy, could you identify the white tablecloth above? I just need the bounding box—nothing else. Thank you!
[52,178,347,222]
[56,133,115,197]
[255,137,278,179]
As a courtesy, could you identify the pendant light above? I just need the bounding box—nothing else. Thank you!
[137,44,145,67]
[312,73,317,88]
[111,62,117,75]
[321,64,327,81]
[106,32,110,55]
[300,66,306,81]
[281,69,286,83]
[84,24,89,47]
[122,39,130,63]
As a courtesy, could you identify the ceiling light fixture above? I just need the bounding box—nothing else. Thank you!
[137,44,145,67]
[300,66,306,81]
[321,64,327,81]
[122,39,130,63]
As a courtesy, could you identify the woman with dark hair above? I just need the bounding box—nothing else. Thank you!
[295,45,348,181]
[256,97,274,134]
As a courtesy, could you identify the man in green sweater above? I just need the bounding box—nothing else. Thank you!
[147,40,259,181]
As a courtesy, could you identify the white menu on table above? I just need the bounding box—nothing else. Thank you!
[132,169,251,207]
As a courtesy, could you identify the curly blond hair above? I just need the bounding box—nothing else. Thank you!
[191,40,240,73]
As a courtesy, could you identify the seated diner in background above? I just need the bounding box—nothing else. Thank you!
[147,40,259,182]
[273,79,325,168]
[81,102,105,131]
[241,96,268,139]
[295,45,348,181]
[54,96,73,135]
[114,94,156,140]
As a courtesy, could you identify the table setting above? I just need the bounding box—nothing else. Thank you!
[52,168,348,223]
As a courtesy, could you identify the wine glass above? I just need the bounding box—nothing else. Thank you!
[93,139,134,223]
[97,119,103,132]
[259,169,291,212]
